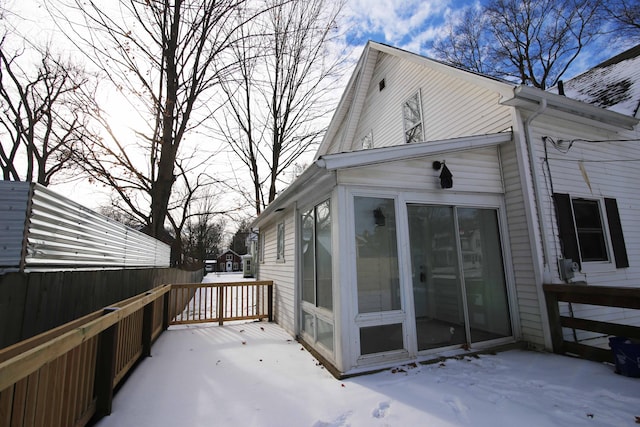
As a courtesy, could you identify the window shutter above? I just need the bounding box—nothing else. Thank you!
[604,198,629,268]
[552,193,580,268]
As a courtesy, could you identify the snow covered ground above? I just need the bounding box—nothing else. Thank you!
[95,274,640,427]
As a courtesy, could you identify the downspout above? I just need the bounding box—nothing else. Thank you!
[523,98,552,283]
[521,97,555,351]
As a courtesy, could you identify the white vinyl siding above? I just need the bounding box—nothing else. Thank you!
[529,117,640,283]
[338,147,504,194]
[257,211,296,335]
[349,53,512,152]
[499,141,545,346]
[528,117,640,334]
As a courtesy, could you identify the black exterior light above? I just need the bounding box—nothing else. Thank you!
[432,161,453,189]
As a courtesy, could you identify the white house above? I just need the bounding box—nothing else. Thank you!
[252,41,640,377]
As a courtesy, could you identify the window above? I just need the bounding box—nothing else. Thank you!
[553,193,628,269]
[259,232,265,263]
[402,91,423,144]
[277,222,285,261]
[302,200,332,310]
[354,197,400,313]
[572,199,607,261]
[360,324,403,355]
[300,200,334,353]
[361,130,373,149]
[226,254,233,261]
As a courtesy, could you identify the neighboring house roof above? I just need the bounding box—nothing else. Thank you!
[218,249,241,258]
[557,44,640,118]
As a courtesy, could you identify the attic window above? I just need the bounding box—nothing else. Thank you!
[403,90,424,144]
[378,79,386,91]
[361,130,373,149]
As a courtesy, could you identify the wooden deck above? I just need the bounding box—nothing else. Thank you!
[0,278,273,427]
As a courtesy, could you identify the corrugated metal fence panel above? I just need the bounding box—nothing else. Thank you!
[0,181,31,268]
[23,184,170,270]
[123,227,171,268]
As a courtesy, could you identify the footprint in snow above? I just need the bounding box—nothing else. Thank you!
[372,401,391,419]
[444,396,469,422]
[312,411,352,427]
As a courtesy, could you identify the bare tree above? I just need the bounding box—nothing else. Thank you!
[215,0,346,215]
[432,7,493,75]
[602,0,640,40]
[97,200,144,229]
[46,0,252,238]
[0,39,96,184]
[183,204,226,263]
[431,0,603,90]
[487,0,602,89]
[216,8,265,214]
[229,218,251,254]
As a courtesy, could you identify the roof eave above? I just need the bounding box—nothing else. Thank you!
[317,132,513,170]
[503,85,639,130]
[315,42,374,158]
[251,163,333,229]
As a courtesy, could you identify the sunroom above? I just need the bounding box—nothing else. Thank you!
[253,132,521,377]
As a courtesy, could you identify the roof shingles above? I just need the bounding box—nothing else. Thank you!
[559,44,640,118]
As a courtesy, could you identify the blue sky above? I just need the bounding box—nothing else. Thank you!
[12,0,624,81]
[5,0,633,213]
[338,0,630,81]
[342,0,463,53]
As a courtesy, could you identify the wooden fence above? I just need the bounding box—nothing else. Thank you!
[0,267,203,349]
[0,281,273,427]
[544,283,640,362]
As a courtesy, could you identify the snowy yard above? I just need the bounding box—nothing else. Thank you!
[94,308,639,426]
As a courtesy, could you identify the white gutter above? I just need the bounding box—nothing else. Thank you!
[518,96,555,351]
[251,163,333,229]
[318,132,513,170]
[504,85,639,130]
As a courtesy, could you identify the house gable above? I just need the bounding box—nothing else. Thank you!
[316,41,515,157]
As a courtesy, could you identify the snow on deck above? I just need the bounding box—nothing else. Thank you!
[94,274,640,427]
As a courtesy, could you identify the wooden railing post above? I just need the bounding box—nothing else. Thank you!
[162,288,171,331]
[94,308,119,420]
[543,285,564,354]
[268,284,273,323]
[218,285,224,326]
[142,294,154,357]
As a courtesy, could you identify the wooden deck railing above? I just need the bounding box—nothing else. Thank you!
[169,281,274,326]
[0,280,273,427]
[543,283,640,362]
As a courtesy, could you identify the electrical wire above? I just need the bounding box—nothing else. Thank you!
[542,135,640,161]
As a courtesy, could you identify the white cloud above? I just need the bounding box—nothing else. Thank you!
[342,0,452,47]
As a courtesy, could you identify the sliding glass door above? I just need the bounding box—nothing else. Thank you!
[407,204,511,351]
